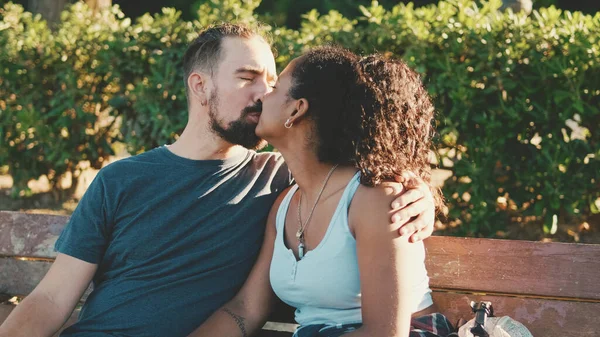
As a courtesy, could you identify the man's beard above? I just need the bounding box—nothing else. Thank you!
[208,89,268,150]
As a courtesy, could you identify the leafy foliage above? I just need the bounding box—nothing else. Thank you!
[1,0,598,235]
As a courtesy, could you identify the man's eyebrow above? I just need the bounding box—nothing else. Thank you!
[235,67,277,82]
[235,67,261,75]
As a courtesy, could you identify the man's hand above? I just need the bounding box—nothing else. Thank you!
[388,172,436,242]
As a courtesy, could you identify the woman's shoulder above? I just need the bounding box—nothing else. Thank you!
[349,182,400,233]
[353,182,400,211]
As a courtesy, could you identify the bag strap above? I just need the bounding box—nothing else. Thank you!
[470,301,494,337]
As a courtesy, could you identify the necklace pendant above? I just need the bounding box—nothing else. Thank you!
[298,242,305,259]
[296,229,302,240]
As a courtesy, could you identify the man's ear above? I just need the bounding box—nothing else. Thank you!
[187,71,211,105]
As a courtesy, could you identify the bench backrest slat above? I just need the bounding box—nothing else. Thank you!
[0,212,67,258]
[425,236,600,300]
[0,258,52,296]
[432,291,600,337]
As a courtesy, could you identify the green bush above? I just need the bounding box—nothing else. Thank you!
[378,1,600,235]
[1,0,598,236]
[0,3,123,195]
[101,8,194,154]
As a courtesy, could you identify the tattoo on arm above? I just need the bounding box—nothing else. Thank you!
[222,307,248,337]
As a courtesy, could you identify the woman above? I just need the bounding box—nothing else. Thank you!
[189,47,452,337]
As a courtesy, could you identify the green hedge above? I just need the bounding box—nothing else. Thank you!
[1,0,598,235]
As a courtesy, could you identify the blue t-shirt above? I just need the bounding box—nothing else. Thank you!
[55,146,291,337]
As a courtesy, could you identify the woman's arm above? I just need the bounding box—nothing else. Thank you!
[344,184,426,337]
[187,188,290,337]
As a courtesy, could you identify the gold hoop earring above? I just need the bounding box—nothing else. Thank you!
[284,118,293,129]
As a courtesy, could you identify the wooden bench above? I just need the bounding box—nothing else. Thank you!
[1,211,599,336]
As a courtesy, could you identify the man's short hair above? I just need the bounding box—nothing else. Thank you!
[182,23,269,97]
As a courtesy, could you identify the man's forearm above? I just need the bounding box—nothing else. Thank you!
[0,292,72,337]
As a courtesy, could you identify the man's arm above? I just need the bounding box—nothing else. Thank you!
[0,253,97,337]
[187,188,286,337]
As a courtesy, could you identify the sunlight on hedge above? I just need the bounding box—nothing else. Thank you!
[1,0,598,236]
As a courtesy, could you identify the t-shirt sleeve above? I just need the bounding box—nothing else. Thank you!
[55,172,111,264]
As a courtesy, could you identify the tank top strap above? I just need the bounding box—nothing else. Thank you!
[275,184,299,233]
[322,171,361,237]
[338,171,362,210]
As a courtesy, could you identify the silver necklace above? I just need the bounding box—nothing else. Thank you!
[296,164,339,259]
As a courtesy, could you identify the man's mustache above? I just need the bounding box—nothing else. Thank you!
[242,101,262,115]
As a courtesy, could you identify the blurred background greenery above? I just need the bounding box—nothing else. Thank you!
[3,0,598,26]
[1,0,598,242]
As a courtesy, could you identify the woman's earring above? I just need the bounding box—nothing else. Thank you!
[284,118,293,129]
[200,100,207,107]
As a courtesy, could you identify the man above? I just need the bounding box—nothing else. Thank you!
[0,23,436,337]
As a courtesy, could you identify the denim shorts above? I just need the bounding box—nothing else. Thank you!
[293,323,362,337]
[291,313,457,337]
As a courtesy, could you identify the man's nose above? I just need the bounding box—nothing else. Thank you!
[260,88,273,102]
[253,80,272,101]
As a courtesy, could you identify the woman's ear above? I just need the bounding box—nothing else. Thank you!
[290,98,309,122]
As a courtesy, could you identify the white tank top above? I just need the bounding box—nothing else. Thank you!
[269,172,433,326]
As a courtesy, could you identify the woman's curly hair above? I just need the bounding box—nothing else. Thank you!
[288,48,443,208]
[356,54,443,208]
